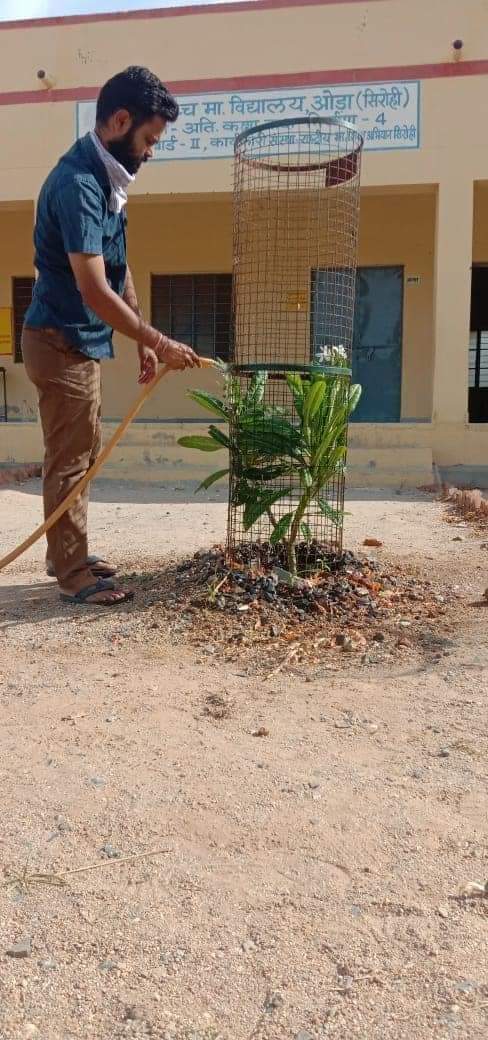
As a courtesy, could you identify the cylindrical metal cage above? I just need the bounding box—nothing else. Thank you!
[227,117,363,572]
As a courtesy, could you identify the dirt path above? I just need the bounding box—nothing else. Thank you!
[1,481,487,1040]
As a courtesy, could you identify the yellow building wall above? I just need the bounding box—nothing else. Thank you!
[0,190,436,425]
[1,0,487,483]
[0,206,37,424]
[473,183,488,263]
[2,0,487,96]
[2,77,488,203]
[0,1,487,200]
[106,195,233,420]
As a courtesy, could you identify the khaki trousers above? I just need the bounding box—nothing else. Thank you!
[22,326,102,587]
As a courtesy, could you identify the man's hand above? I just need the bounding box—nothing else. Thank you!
[156,338,201,370]
[137,344,158,385]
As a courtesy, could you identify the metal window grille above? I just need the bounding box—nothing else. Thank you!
[469,330,488,389]
[151,274,232,360]
[12,277,34,363]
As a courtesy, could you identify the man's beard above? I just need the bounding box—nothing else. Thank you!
[106,129,146,176]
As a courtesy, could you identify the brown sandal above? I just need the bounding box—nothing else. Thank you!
[60,579,133,606]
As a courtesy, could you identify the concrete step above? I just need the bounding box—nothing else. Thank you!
[0,419,434,488]
[346,446,433,487]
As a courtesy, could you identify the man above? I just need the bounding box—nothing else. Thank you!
[22,66,200,607]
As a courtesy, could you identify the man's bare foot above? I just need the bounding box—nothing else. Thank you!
[47,555,117,580]
[59,579,134,606]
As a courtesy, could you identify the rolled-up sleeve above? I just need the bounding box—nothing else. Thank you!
[55,175,104,255]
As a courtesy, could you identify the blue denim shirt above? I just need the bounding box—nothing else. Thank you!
[25,134,127,360]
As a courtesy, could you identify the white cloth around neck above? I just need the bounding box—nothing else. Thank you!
[90,131,135,214]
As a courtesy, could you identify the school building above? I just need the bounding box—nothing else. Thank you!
[0,0,487,487]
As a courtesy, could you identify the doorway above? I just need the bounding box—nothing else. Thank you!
[469,266,488,422]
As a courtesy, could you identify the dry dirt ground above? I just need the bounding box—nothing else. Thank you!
[0,479,487,1040]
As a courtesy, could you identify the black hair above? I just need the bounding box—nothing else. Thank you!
[96,66,179,127]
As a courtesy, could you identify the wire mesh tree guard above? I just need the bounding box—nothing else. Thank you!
[226,116,363,575]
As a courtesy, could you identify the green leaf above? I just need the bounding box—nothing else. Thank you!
[348,383,362,414]
[318,499,344,525]
[187,390,229,420]
[313,442,347,482]
[195,468,229,493]
[241,463,292,482]
[239,415,298,437]
[303,378,326,426]
[237,417,302,459]
[243,487,291,531]
[232,480,254,507]
[244,370,267,409]
[178,435,223,452]
[208,425,230,448]
[270,512,294,545]
[286,372,304,418]
[300,522,313,542]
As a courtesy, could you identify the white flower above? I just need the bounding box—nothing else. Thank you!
[314,344,348,365]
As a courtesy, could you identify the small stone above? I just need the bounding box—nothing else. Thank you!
[373,631,386,642]
[438,747,450,758]
[123,1006,144,1022]
[308,780,320,790]
[23,1026,39,1038]
[455,980,477,994]
[38,958,57,970]
[252,727,269,738]
[448,1004,460,1015]
[241,939,257,954]
[265,991,284,1012]
[100,843,121,859]
[296,1032,314,1040]
[438,1013,458,1027]
[89,775,106,788]
[7,937,31,959]
[438,905,450,919]
[363,538,383,548]
[54,815,71,833]
[452,535,464,542]
[365,723,379,735]
[350,631,367,647]
[342,637,354,653]
[99,958,118,972]
[459,881,487,898]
